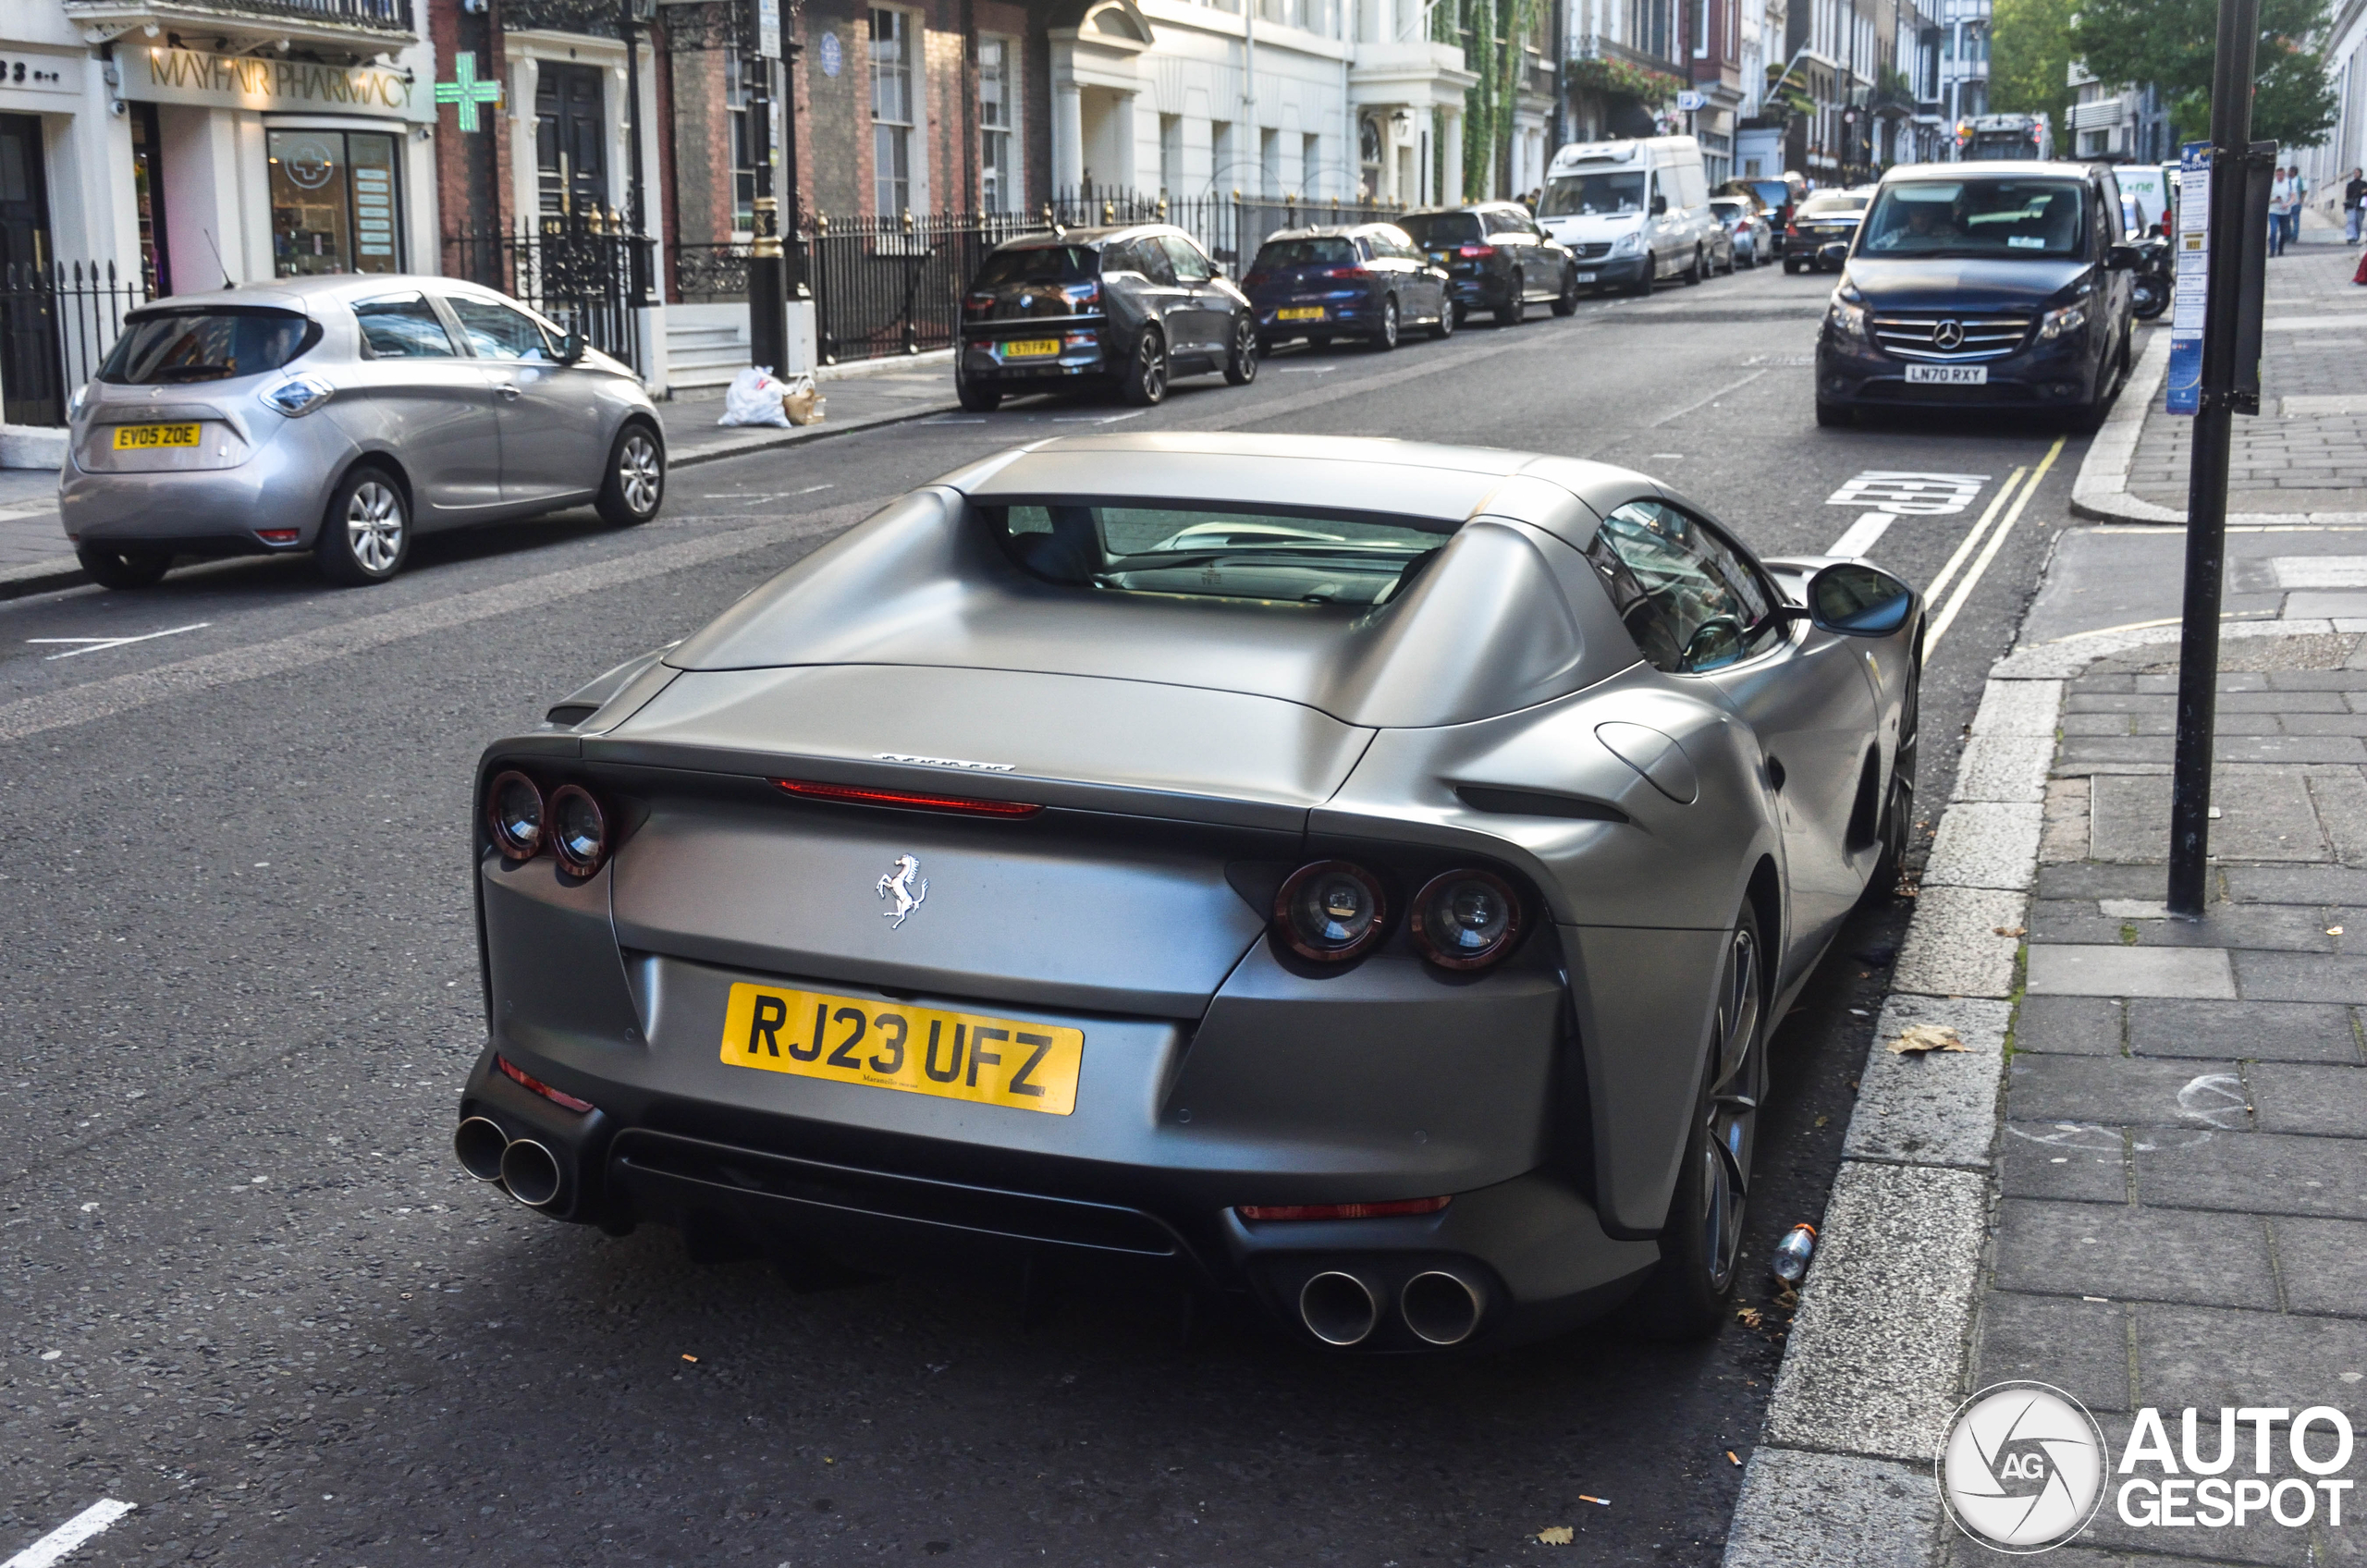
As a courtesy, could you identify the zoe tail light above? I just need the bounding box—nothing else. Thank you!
[1274,861,1388,962]
[1409,869,1523,970]
[546,784,610,876]
[485,770,545,861]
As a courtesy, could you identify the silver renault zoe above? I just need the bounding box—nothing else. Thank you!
[59,274,666,588]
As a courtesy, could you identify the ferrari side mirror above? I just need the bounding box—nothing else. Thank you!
[1808,562,1914,636]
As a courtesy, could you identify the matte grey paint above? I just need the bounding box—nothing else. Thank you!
[468,432,1919,1339]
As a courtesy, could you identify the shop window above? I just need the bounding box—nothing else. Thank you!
[269,130,402,278]
[870,7,914,215]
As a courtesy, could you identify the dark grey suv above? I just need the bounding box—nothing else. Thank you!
[955,226,1258,410]
[1398,204,1583,326]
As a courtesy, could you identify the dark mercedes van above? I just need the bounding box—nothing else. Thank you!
[1813,162,2140,429]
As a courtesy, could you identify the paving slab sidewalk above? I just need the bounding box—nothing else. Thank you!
[2077,235,2367,525]
[0,362,960,600]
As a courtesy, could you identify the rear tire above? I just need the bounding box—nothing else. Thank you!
[1615,908,1768,1341]
[1866,645,1922,904]
[75,544,171,590]
[595,422,665,526]
[1551,265,1580,316]
[1430,300,1456,339]
[1372,296,1400,351]
[1683,247,1704,285]
[1495,275,1525,327]
[956,374,1001,412]
[1119,326,1169,406]
[315,465,410,586]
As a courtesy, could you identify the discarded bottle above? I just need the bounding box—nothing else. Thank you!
[1770,1222,1817,1286]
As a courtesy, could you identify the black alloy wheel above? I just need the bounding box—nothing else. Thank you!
[1551,264,1580,316]
[75,545,172,590]
[1496,273,1525,327]
[1120,326,1169,406]
[1223,315,1260,385]
[1618,908,1768,1339]
[1372,295,1400,351]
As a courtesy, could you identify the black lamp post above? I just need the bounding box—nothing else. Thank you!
[620,0,657,304]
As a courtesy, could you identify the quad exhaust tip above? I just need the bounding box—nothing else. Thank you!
[498,1138,564,1208]
[1298,1270,1379,1346]
[1400,1270,1482,1346]
[453,1117,509,1182]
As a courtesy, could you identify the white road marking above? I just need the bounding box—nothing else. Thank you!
[3,1499,137,1567]
[1823,472,1992,557]
[1648,368,1768,426]
[26,623,210,661]
[0,496,890,746]
[1824,512,1897,557]
[1926,437,2067,653]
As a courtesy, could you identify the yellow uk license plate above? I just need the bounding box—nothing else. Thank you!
[1000,338,1061,359]
[112,423,201,450]
[718,983,1084,1115]
[1276,306,1326,321]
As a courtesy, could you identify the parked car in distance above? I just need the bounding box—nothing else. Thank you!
[1539,136,1720,292]
[1243,224,1453,351]
[1786,190,1871,272]
[1711,196,1772,267]
[1815,161,2140,430]
[955,225,1258,410]
[61,275,665,589]
[1721,175,1807,263]
[1398,203,1583,325]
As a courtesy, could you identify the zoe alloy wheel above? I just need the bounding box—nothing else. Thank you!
[316,465,410,585]
[595,423,665,525]
[1617,907,1767,1339]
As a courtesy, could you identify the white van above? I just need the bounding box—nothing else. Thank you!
[1537,136,1719,293]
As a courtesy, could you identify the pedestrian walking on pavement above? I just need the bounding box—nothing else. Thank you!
[2270,166,2295,257]
[2289,165,2311,247]
[2347,167,2366,246]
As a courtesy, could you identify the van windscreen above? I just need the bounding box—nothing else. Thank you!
[1540,170,1647,216]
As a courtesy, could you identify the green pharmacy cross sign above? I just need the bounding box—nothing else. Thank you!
[435,53,503,132]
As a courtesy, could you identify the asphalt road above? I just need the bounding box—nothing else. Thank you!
[0,260,2099,1567]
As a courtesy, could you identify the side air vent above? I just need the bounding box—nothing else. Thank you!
[1455,786,1629,824]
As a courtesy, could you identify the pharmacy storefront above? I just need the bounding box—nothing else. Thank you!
[113,43,440,286]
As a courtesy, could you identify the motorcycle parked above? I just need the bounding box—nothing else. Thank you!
[2129,234,2170,321]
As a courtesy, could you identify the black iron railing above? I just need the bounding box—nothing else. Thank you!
[444,217,651,374]
[68,0,415,30]
[670,241,753,303]
[801,188,1410,364]
[0,261,153,427]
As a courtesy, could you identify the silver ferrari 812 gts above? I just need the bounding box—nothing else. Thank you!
[457,433,1920,1351]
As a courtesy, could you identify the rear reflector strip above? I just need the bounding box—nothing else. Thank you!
[496,1055,595,1113]
[1236,1196,1451,1222]
[773,778,1043,817]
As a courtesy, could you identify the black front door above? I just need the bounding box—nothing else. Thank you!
[0,114,61,426]
[536,64,607,220]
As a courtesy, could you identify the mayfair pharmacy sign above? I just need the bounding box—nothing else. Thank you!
[119,47,434,123]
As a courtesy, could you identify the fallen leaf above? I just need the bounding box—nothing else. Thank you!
[1537,1525,1575,1545]
[1813,1114,1829,1127]
[1887,1023,1967,1055]
[1992,925,2027,938]
[1736,1306,1764,1329]
[1773,1286,1800,1311]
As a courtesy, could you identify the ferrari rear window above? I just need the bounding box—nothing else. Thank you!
[986,503,1452,607]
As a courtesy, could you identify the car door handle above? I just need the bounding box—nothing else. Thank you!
[1766,755,1787,791]
[496,384,521,400]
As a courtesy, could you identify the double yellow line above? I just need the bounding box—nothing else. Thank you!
[1923,435,2067,655]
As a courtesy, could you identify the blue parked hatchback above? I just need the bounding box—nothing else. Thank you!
[1243,224,1453,352]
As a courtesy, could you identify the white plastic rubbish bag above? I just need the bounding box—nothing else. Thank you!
[718,366,792,428]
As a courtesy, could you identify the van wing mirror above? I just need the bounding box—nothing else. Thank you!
[1650,194,1669,215]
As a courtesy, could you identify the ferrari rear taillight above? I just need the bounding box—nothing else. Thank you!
[1409,869,1523,971]
[1236,1196,1451,1222]
[496,1054,595,1114]
[1274,861,1388,962]
[547,784,610,877]
[774,778,1043,817]
[485,770,545,861]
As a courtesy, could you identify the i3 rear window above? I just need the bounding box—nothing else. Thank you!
[98,309,319,385]
[985,503,1453,607]
[1255,237,1358,268]
[972,246,1098,288]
